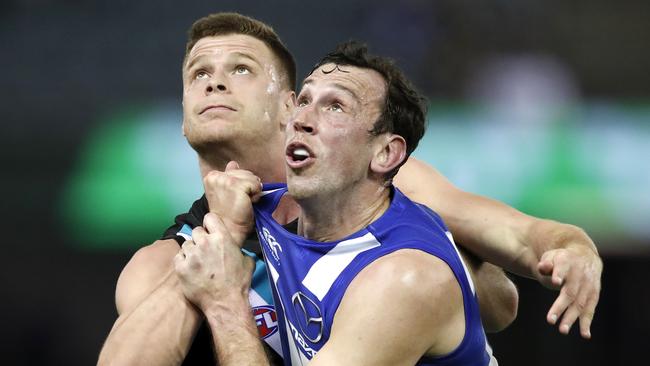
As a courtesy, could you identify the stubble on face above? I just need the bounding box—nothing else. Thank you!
[181,35,289,158]
[286,63,387,201]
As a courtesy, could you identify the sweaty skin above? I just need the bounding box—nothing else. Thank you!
[99,24,601,366]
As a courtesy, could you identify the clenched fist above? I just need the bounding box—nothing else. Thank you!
[202,161,262,244]
[174,212,255,312]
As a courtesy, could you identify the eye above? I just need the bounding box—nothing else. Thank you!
[296,97,309,107]
[194,70,209,80]
[234,65,251,75]
[327,103,343,112]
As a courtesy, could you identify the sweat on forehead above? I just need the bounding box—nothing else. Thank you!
[183,34,290,90]
[186,35,270,66]
[303,63,387,100]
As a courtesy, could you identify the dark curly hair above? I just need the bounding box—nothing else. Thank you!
[310,41,427,180]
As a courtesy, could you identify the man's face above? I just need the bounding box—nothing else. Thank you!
[285,63,387,199]
[182,34,288,151]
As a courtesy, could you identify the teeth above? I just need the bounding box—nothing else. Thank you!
[293,148,309,158]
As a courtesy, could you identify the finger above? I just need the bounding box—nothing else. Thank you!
[247,178,262,197]
[550,254,571,286]
[203,213,229,239]
[226,160,240,171]
[546,277,577,326]
[558,303,581,335]
[179,240,194,258]
[192,226,207,243]
[173,250,186,274]
[181,240,195,251]
[558,278,588,335]
[537,250,556,276]
[578,291,599,339]
[537,260,554,277]
[547,292,569,326]
[228,173,262,197]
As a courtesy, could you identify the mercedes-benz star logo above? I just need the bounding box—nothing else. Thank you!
[291,292,323,343]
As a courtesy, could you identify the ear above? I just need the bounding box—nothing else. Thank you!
[279,90,296,129]
[370,134,407,176]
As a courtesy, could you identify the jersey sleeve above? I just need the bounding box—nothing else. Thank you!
[160,194,208,244]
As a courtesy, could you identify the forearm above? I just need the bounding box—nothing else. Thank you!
[394,158,598,276]
[98,269,202,366]
[203,294,269,366]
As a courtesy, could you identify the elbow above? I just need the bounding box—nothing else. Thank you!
[483,279,519,333]
[501,281,519,331]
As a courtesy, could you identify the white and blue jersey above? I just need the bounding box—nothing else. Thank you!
[254,183,495,366]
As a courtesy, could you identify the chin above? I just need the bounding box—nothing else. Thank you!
[287,176,318,200]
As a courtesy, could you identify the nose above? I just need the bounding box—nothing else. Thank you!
[290,107,316,134]
[205,74,228,95]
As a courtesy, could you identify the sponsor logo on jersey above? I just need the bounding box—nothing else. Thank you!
[260,227,283,262]
[291,292,323,343]
[288,320,317,358]
[252,305,278,339]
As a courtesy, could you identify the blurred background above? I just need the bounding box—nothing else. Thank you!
[1,0,648,364]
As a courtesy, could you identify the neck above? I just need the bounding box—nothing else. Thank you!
[297,183,391,242]
[197,138,286,183]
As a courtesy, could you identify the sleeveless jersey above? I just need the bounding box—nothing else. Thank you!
[163,194,288,364]
[253,183,495,366]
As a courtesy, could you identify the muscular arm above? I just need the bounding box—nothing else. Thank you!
[459,247,518,332]
[98,239,202,366]
[311,250,465,366]
[394,157,602,338]
[174,213,269,366]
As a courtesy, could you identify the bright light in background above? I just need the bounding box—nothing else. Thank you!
[58,102,202,250]
[58,100,650,251]
[414,101,650,244]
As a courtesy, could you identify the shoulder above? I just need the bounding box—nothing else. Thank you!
[115,239,180,314]
[351,249,460,304]
[323,249,464,363]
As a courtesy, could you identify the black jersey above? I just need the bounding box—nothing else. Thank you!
[162,194,293,365]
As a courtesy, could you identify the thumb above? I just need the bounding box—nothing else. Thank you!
[537,250,556,276]
[538,260,554,276]
[226,161,240,172]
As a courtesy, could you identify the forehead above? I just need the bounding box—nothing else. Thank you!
[302,63,386,102]
[186,34,276,67]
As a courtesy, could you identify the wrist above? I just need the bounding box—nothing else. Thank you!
[202,292,251,321]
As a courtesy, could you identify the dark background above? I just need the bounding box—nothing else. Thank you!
[1,0,649,365]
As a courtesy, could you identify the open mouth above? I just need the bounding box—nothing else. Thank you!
[286,142,315,168]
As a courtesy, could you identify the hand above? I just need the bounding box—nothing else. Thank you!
[202,161,262,244]
[174,213,255,312]
[536,245,603,339]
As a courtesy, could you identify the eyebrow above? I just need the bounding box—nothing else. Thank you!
[302,79,360,101]
[185,51,262,71]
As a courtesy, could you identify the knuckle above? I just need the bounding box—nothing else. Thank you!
[203,171,220,185]
[563,286,578,300]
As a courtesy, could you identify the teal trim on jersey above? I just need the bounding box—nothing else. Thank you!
[242,248,274,305]
[179,224,193,238]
